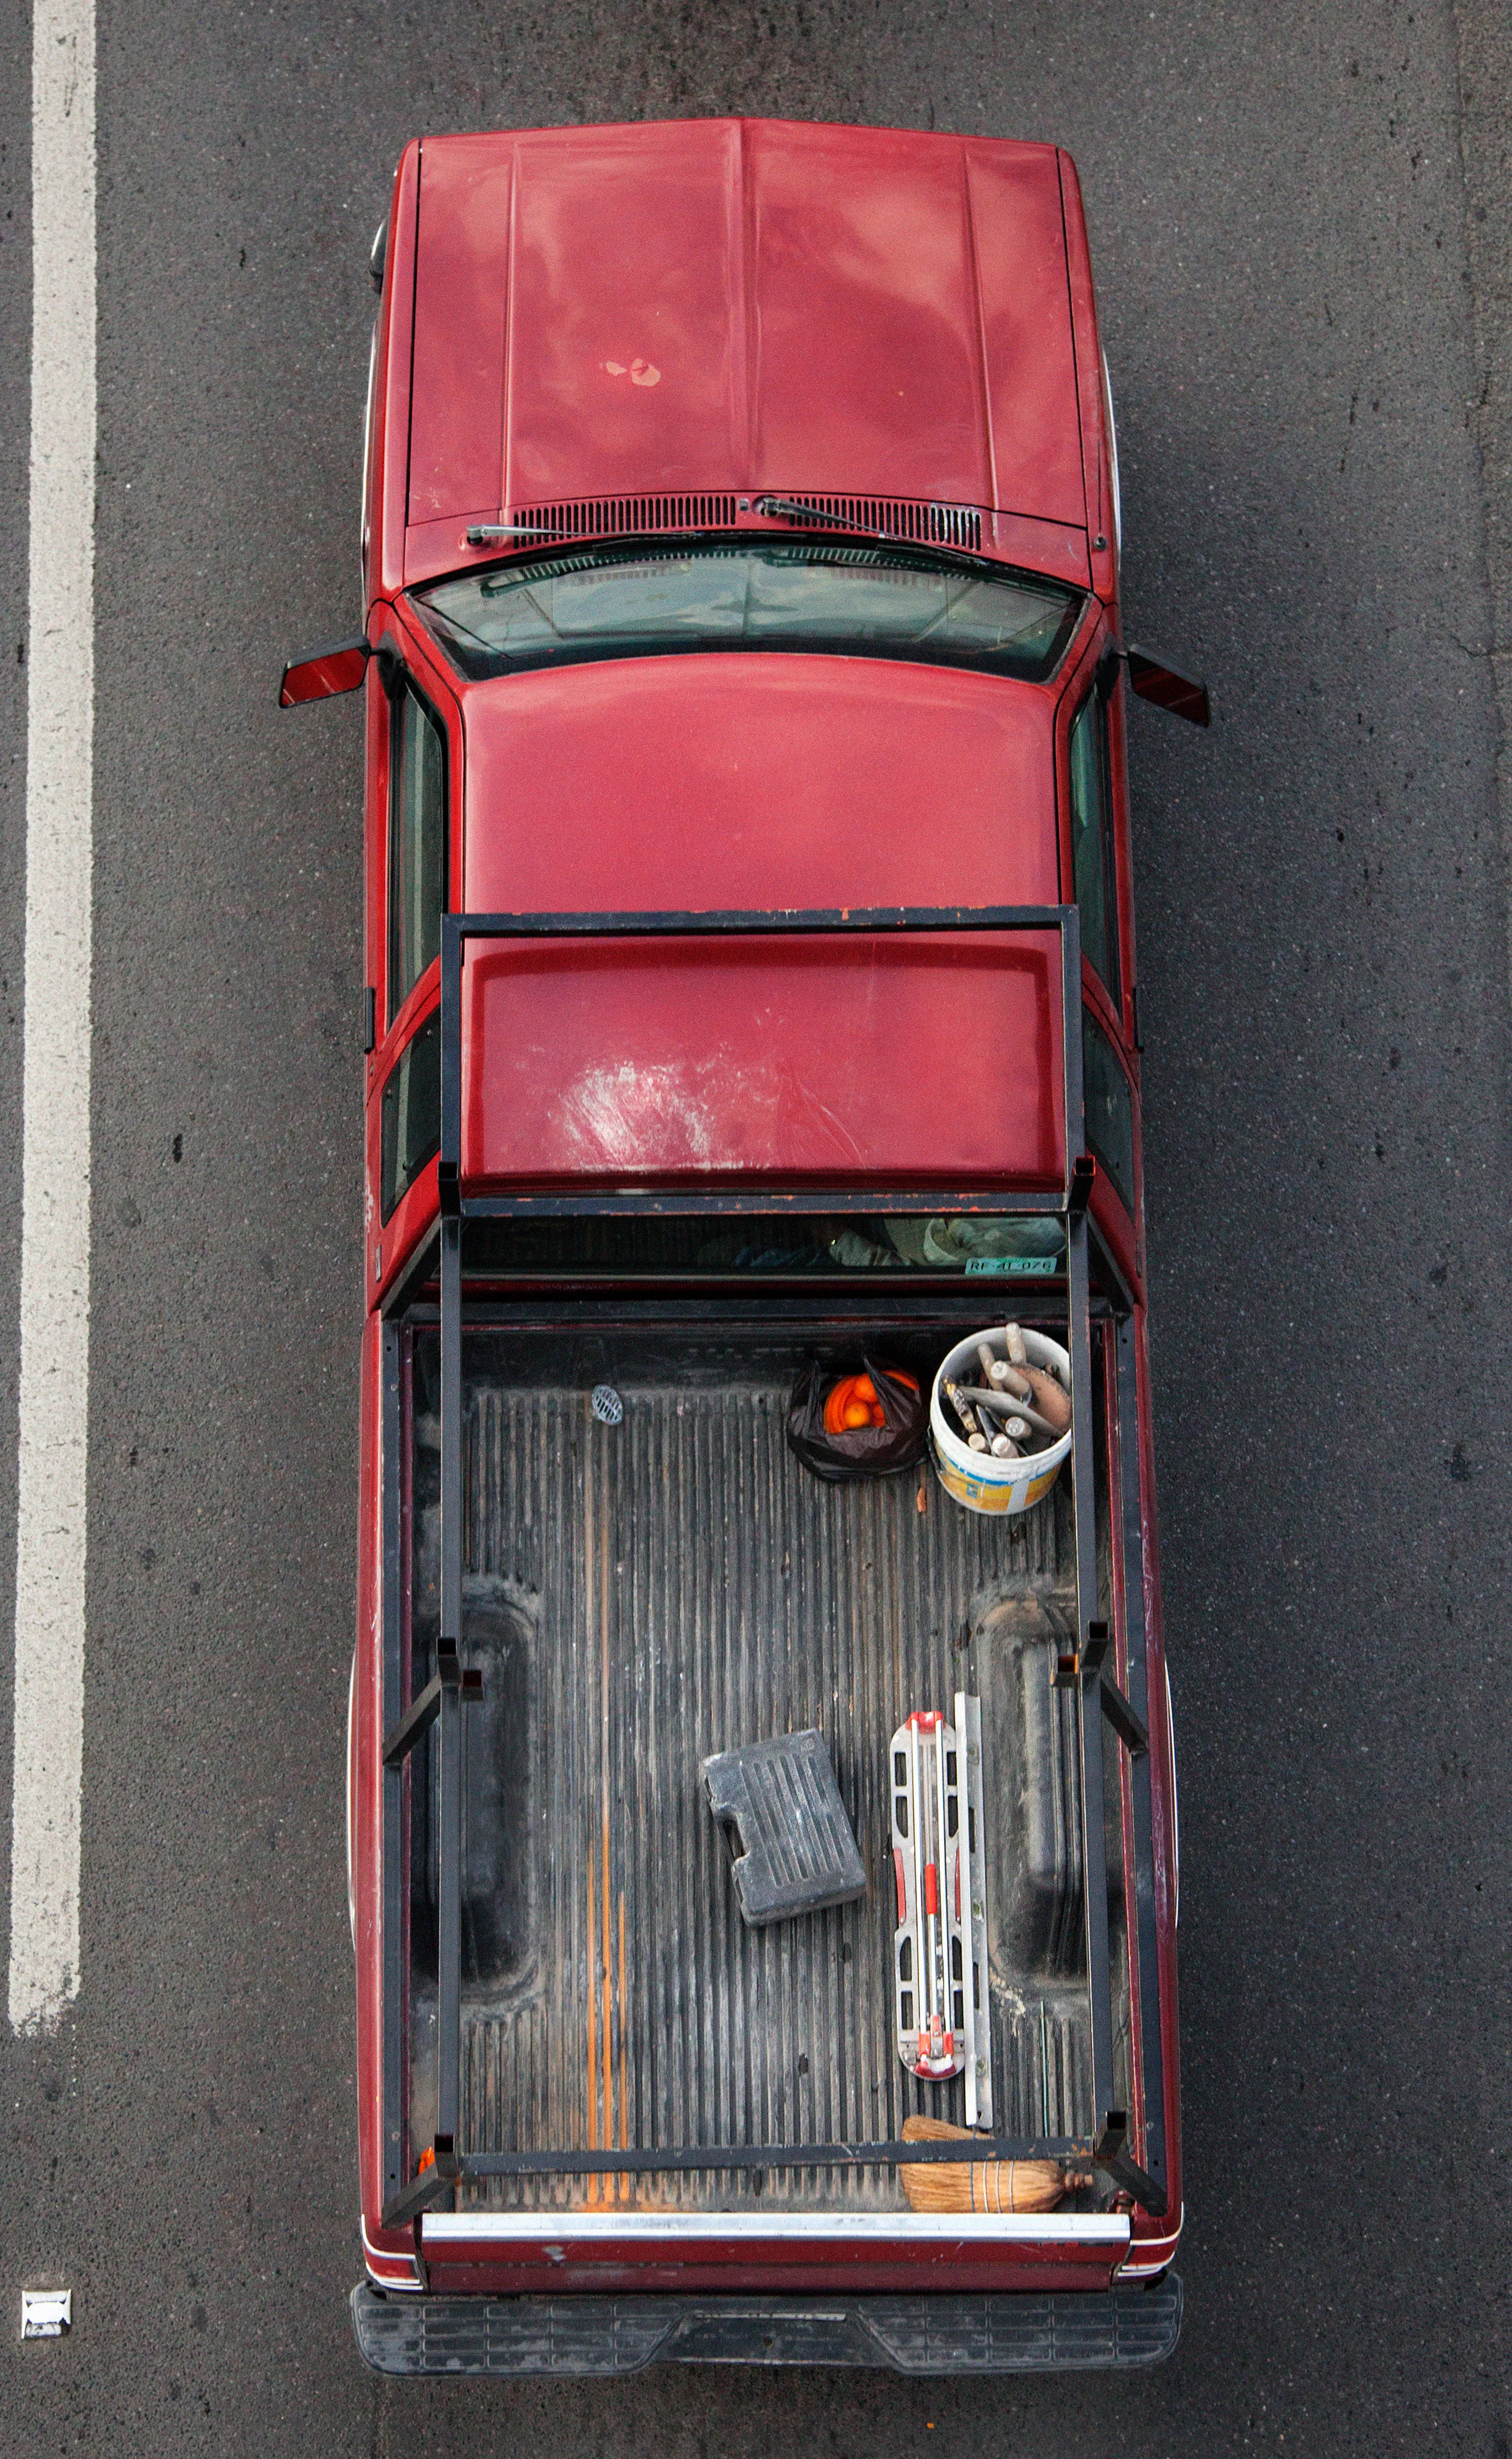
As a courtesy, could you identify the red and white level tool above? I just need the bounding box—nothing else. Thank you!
[889,1692,993,2128]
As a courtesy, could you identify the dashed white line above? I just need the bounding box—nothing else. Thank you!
[8,0,96,2037]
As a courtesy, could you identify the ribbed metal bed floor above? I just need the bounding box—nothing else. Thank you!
[409,1330,1094,2214]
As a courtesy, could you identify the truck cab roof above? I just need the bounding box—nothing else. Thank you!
[455,642,1063,915]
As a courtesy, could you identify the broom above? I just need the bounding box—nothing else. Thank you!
[898,2115,1087,2215]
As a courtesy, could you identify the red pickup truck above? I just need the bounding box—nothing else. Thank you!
[284,117,1206,2377]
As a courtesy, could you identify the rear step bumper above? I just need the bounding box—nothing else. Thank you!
[351,2276,1182,2375]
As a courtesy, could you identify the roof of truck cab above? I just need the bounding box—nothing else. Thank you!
[402,118,1090,578]
[457,650,1061,914]
[447,650,1070,1192]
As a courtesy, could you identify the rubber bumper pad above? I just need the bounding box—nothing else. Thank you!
[703,1727,867,1923]
[352,2278,1182,2375]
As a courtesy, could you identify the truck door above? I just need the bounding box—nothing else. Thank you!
[365,636,458,1294]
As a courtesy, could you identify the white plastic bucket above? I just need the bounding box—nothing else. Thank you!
[929,1325,1073,1517]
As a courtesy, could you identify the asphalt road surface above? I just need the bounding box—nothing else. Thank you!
[1,3,1510,2452]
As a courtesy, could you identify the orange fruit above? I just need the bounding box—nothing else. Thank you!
[824,1376,859,1434]
[825,1366,917,1435]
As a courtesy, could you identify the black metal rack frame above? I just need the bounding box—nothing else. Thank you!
[378,906,1167,2230]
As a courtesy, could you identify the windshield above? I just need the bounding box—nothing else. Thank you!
[414,540,1084,686]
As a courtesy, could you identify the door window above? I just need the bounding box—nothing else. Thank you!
[388,682,447,1020]
[1068,687,1121,1007]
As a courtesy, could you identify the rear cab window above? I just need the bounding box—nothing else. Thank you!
[1081,1008,1135,1217]
[462,1212,1069,1279]
[380,1009,441,1222]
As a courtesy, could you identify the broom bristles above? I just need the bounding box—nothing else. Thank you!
[900,2158,1068,2214]
[899,2112,1072,2216]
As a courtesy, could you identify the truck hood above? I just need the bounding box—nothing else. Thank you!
[405,119,1089,573]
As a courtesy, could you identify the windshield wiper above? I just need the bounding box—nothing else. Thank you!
[754,495,986,570]
[467,521,562,545]
[465,519,724,559]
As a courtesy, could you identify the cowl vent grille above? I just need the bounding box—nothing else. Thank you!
[768,494,983,553]
[495,493,984,554]
[503,495,739,545]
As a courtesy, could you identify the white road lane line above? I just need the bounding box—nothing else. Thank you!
[8,0,95,2037]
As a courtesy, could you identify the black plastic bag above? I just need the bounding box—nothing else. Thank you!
[786,1356,928,1482]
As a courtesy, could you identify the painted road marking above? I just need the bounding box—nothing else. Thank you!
[8,0,95,2037]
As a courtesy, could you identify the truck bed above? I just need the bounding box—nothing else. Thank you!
[403,1316,1126,2216]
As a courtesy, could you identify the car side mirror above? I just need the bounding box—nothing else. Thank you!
[1125,646,1211,728]
[278,637,370,708]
